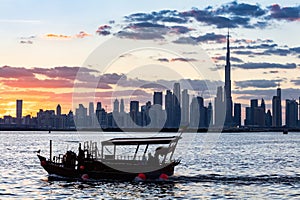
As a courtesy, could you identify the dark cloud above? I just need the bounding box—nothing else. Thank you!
[173,33,226,45]
[0,65,35,78]
[268,4,300,21]
[125,10,187,24]
[212,55,243,63]
[263,48,290,56]
[291,78,300,86]
[234,79,280,89]
[170,58,198,62]
[234,62,297,69]
[195,33,226,43]
[170,26,192,34]
[96,25,112,36]
[173,37,198,45]
[246,43,278,49]
[263,70,279,74]
[233,50,257,55]
[290,47,300,54]
[130,22,166,28]
[216,1,267,17]
[157,58,169,62]
[116,30,165,40]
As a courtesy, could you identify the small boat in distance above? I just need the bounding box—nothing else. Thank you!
[37,135,182,181]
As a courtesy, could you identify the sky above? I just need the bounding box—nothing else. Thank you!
[0,0,299,121]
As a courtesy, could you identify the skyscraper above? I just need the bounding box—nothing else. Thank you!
[113,99,119,113]
[120,99,125,113]
[153,92,162,106]
[56,104,61,116]
[165,90,174,128]
[190,97,200,128]
[224,31,233,126]
[181,89,189,126]
[16,100,22,125]
[286,99,298,127]
[173,83,181,128]
[272,86,282,127]
[89,102,94,116]
[233,103,241,127]
[130,101,139,125]
[214,86,225,126]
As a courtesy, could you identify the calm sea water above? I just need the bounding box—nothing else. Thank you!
[0,131,299,199]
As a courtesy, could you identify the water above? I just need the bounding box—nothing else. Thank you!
[0,131,299,199]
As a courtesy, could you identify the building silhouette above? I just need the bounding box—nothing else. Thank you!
[214,86,225,127]
[130,101,139,126]
[16,100,22,125]
[153,92,163,106]
[173,83,181,128]
[224,31,233,126]
[272,86,282,127]
[165,90,174,128]
[285,99,298,128]
[233,103,241,127]
[56,104,61,116]
[181,89,189,126]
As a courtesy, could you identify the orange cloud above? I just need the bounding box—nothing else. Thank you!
[45,33,72,39]
[45,31,92,39]
[76,31,92,38]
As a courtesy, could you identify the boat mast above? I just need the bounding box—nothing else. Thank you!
[50,140,52,161]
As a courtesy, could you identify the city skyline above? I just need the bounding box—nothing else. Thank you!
[1,81,299,130]
[0,1,299,120]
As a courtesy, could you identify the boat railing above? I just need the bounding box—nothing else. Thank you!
[114,155,142,161]
[83,141,101,159]
[53,154,64,164]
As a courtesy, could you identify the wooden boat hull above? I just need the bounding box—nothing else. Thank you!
[37,155,178,181]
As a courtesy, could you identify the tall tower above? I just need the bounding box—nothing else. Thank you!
[113,99,120,113]
[153,92,163,106]
[120,99,125,113]
[224,30,233,126]
[16,100,23,125]
[56,104,61,116]
[88,102,94,116]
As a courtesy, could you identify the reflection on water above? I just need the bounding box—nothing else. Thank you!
[0,131,299,199]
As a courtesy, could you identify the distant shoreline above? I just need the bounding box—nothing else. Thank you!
[0,127,299,133]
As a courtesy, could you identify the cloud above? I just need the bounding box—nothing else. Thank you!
[234,62,297,69]
[212,55,243,63]
[45,33,72,39]
[20,40,33,44]
[173,37,198,45]
[263,70,279,74]
[173,32,226,45]
[170,58,198,62]
[45,31,92,39]
[3,77,74,88]
[268,4,300,21]
[234,79,280,89]
[291,78,300,86]
[96,25,112,36]
[290,47,300,54]
[0,65,35,78]
[116,30,165,40]
[216,1,267,17]
[263,48,290,56]
[75,31,92,38]
[157,58,169,62]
